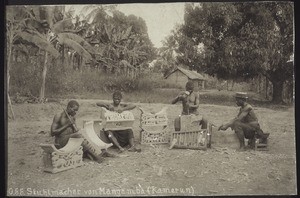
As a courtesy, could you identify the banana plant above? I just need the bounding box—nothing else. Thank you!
[28,5,95,100]
[79,7,155,76]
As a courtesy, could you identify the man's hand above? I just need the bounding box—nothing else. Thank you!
[66,119,73,127]
[65,118,79,132]
[116,109,123,113]
[218,124,227,131]
[178,92,188,100]
[108,104,114,111]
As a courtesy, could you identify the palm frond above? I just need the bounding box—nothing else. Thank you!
[57,36,92,60]
[79,5,98,14]
[58,32,95,54]
[18,31,60,57]
[25,18,44,31]
[122,26,132,40]
[13,44,29,55]
[104,24,112,41]
[6,6,33,22]
[85,8,100,23]
[52,18,73,34]
[44,6,54,28]
[30,6,41,20]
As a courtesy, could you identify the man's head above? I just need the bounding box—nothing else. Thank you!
[67,100,79,116]
[235,92,248,106]
[185,81,194,92]
[112,91,122,105]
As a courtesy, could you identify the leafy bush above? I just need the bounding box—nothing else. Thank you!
[10,63,189,99]
[10,61,42,96]
[46,68,157,95]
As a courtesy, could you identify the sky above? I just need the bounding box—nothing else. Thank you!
[66,3,185,48]
[117,3,185,48]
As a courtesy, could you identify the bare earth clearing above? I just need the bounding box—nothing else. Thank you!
[7,99,296,196]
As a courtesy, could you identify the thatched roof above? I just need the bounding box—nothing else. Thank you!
[165,67,206,80]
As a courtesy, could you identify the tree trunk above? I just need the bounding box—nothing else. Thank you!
[271,80,284,104]
[39,51,48,100]
[226,81,229,91]
[7,42,12,94]
[61,45,65,66]
[265,76,268,100]
[258,75,262,94]
[231,80,234,91]
[7,40,15,119]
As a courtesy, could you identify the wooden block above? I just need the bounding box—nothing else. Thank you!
[40,138,84,173]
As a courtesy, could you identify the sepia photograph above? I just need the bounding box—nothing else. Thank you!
[5,1,296,197]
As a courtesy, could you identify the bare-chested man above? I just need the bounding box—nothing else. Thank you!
[96,91,141,153]
[218,92,269,151]
[172,81,208,129]
[51,100,113,163]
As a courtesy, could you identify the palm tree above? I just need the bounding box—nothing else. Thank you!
[28,5,95,100]
[81,7,155,76]
[6,6,60,117]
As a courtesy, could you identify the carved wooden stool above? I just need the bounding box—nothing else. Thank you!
[81,120,113,151]
[101,108,135,131]
[139,107,169,144]
[40,138,84,173]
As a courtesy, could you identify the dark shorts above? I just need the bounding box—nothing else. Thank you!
[105,129,134,147]
[231,121,260,139]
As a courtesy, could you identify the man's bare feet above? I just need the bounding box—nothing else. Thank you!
[94,154,105,163]
[236,147,246,152]
[118,147,125,153]
[101,151,116,158]
[128,146,141,152]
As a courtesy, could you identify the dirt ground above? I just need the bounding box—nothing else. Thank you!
[7,99,296,196]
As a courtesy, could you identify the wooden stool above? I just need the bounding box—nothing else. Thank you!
[170,129,208,150]
[82,120,113,151]
[170,115,211,150]
[139,107,169,144]
[40,138,84,173]
[254,134,269,151]
[101,108,135,131]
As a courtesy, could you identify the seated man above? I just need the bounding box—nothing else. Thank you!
[218,92,269,151]
[96,91,141,153]
[51,100,113,163]
[172,81,208,130]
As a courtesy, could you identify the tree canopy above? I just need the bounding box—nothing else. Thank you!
[174,2,294,103]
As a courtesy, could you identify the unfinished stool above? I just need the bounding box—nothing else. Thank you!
[170,129,208,150]
[81,120,113,152]
[170,114,212,150]
[40,138,84,173]
[139,107,169,144]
